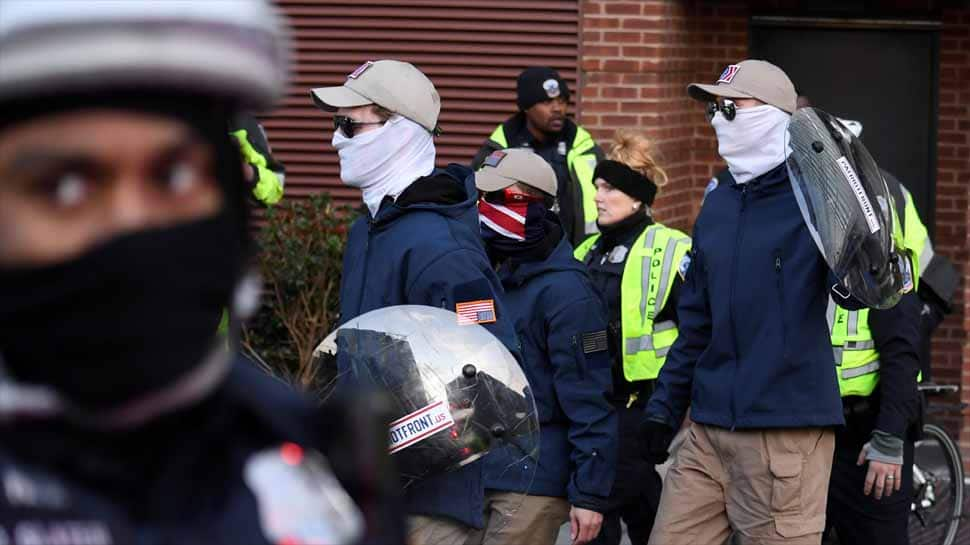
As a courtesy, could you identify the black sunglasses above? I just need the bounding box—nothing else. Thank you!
[333,115,385,138]
[706,98,737,122]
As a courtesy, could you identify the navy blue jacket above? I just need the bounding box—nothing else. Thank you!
[646,164,861,431]
[483,233,617,512]
[339,165,520,529]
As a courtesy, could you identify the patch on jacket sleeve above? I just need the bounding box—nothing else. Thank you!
[581,330,608,354]
[456,299,497,325]
[245,443,363,545]
[678,254,692,281]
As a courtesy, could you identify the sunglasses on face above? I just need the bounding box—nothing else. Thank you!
[333,115,385,138]
[706,98,737,122]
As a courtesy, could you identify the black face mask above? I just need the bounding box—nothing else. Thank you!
[0,212,241,411]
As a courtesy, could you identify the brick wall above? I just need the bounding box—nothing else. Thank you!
[580,0,749,232]
[938,7,970,457]
[580,0,970,460]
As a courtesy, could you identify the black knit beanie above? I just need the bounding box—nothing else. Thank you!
[517,67,570,111]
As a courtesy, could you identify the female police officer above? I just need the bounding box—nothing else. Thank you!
[0,2,395,543]
[573,132,690,545]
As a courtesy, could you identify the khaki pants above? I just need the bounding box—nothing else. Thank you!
[464,492,570,545]
[648,422,835,545]
[409,515,473,545]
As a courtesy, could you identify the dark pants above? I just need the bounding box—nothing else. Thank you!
[824,403,914,545]
[589,402,662,545]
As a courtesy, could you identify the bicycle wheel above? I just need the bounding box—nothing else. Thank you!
[909,423,964,545]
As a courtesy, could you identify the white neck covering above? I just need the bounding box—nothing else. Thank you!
[332,115,436,216]
[711,105,791,184]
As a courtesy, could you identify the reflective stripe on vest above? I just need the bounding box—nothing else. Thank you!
[567,128,600,236]
[575,224,691,381]
[830,302,880,397]
[900,185,932,283]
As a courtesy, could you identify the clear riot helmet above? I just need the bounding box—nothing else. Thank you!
[311,305,540,533]
[786,107,913,309]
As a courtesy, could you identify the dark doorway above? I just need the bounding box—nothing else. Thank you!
[750,21,939,231]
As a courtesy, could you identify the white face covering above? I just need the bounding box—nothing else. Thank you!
[711,104,792,184]
[332,114,436,216]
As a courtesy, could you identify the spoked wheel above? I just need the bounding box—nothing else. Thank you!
[909,424,964,545]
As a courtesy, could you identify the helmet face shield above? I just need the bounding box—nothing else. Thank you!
[313,305,540,536]
[786,107,907,308]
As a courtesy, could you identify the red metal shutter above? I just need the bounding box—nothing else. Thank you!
[266,0,579,205]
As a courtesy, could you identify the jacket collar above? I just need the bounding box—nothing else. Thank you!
[728,162,789,192]
[369,164,477,230]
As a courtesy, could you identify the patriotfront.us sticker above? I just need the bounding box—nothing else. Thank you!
[388,401,455,454]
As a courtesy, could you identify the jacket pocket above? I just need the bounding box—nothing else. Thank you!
[768,453,803,516]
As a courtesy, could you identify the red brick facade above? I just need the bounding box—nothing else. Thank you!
[580,1,970,456]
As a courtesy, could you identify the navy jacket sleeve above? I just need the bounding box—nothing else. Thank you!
[405,247,521,359]
[869,291,922,439]
[547,295,617,511]
[645,245,712,431]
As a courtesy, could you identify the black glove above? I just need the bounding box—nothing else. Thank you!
[639,419,674,465]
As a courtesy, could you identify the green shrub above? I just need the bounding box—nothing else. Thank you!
[242,193,356,391]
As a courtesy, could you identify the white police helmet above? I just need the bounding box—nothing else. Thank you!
[0,0,290,110]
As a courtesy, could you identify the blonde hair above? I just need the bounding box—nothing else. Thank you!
[606,130,668,187]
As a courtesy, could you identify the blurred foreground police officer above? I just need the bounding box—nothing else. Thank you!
[311,61,520,545]
[0,1,398,544]
[574,132,689,545]
[472,149,617,545]
[471,67,603,246]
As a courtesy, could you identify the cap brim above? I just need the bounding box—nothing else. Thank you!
[310,85,373,111]
[474,169,517,193]
[686,83,754,103]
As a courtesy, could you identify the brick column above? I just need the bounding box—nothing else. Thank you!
[579,0,748,232]
[937,7,970,464]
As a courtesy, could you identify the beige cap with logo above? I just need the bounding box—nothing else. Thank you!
[310,60,440,132]
[687,59,797,114]
[474,149,558,197]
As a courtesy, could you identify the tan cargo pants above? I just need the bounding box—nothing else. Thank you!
[464,492,570,545]
[648,422,835,545]
[408,493,570,545]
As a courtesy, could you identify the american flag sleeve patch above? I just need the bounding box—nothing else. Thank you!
[582,330,609,354]
[455,299,497,325]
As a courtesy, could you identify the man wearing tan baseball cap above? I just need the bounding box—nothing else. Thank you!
[473,149,616,545]
[641,60,864,544]
[310,62,522,545]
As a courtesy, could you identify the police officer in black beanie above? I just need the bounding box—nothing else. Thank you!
[573,131,691,545]
[472,67,604,247]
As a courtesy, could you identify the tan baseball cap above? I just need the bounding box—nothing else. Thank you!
[310,60,440,132]
[687,59,797,114]
[474,149,557,197]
